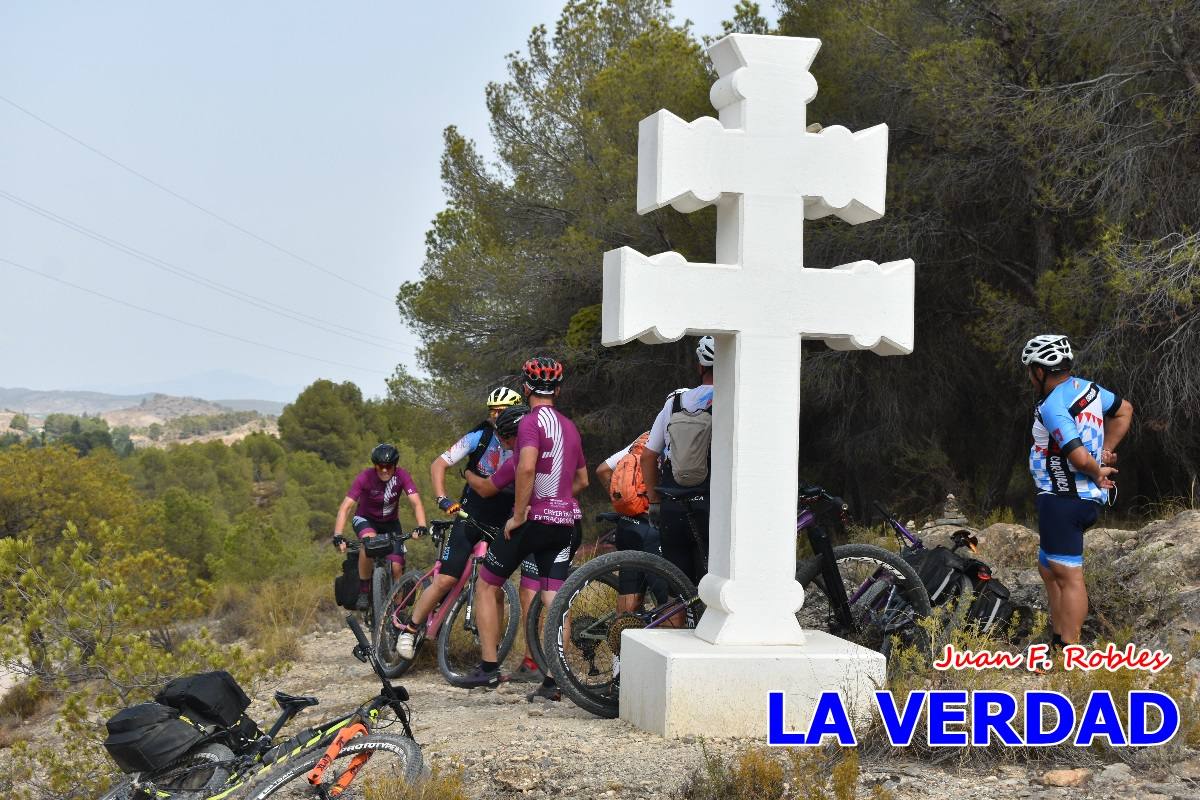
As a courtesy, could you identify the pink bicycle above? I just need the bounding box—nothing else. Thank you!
[377,513,518,685]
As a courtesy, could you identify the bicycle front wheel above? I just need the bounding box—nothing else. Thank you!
[241,733,424,799]
[795,543,932,660]
[436,578,518,687]
[376,568,429,678]
[543,550,699,719]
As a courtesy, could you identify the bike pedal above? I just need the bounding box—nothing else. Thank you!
[352,644,370,663]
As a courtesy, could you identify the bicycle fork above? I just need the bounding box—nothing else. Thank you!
[306,722,370,797]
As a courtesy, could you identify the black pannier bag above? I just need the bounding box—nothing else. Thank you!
[104,702,204,773]
[362,531,394,560]
[903,545,968,605]
[155,670,251,729]
[334,550,360,609]
[959,559,1018,635]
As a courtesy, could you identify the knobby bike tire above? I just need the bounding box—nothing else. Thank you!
[542,550,699,719]
[96,743,234,799]
[794,543,932,662]
[240,733,424,799]
[526,566,619,676]
[376,568,429,678]
[370,565,394,647]
[436,578,519,687]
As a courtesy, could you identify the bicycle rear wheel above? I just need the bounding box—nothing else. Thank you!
[795,543,932,661]
[436,579,519,687]
[542,550,699,719]
[96,743,234,799]
[376,568,430,678]
[241,733,424,799]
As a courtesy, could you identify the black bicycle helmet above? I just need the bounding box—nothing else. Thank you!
[522,356,564,396]
[370,443,400,466]
[495,405,529,438]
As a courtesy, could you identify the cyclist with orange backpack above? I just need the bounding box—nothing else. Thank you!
[597,431,669,613]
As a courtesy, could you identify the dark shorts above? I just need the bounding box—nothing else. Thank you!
[659,493,709,586]
[518,521,582,591]
[613,516,668,598]
[352,516,406,566]
[481,520,574,591]
[440,517,539,584]
[1035,494,1100,569]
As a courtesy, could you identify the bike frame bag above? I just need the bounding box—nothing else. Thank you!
[155,670,251,728]
[362,531,395,560]
[960,559,1018,635]
[104,702,204,773]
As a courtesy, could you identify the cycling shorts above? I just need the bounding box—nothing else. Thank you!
[518,521,582,591]
[440,517,538,584]
[352,516,406,566]
[1035,494,1100,569]
[659,493,709,586]
[481,521,573,591]
[613,516,666,597]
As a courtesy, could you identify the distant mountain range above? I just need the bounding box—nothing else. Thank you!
[0,386,286,418]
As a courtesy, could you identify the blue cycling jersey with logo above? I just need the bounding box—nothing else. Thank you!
[1029,377,1119,502]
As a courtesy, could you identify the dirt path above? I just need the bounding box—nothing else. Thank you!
[258,627,1198,800]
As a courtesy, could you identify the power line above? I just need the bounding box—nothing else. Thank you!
[0,255,391,376]
[0,188,417,355]
[0,92,396,301]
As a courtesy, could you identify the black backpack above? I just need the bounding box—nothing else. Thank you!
[463,421,496,477]
[333,550,360,610]
[959,558,1022,636]
[155,670,251,729]
[904,545,969,605]
[103,702,205,773]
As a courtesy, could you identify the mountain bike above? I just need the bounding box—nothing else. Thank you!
[97,616,422,799]
[379,511,519,685]
[338,529,414,662]
[793,485,932,659]
[542,485,932,718]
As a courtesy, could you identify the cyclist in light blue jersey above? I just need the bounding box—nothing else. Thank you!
[1023,334,1133,647]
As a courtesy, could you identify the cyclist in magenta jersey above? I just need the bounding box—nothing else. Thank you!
[333,443,428,611]
[1022,335,1133,647]
[393,388,527,662]
[464,356,588,689]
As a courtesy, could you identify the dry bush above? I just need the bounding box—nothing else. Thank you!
[212,573,339,663]
[674,745,891,800]
[364,764,468,800]
[0,680,46,724]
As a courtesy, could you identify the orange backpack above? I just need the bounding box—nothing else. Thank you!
[608,432,651,516]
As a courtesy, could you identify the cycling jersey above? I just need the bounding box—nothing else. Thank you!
[440,426,513,525]
[515,405,586,526]
[347,467,417,520]
[1029,376,1121,503]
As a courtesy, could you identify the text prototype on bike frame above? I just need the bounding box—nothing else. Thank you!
[600,33,914,736]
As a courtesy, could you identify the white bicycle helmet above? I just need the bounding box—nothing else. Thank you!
[695,335,715,367]
[1021,335,1073,369]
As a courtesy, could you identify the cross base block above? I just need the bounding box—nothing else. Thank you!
[618,629,885,738]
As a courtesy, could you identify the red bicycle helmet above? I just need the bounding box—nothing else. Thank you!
[522,356,564,395]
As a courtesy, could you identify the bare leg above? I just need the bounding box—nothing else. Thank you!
[409,574,457,626]
[475,578,502,662]
[1048,562,1088,643]
[519,585,536,660]
[1039,562,1061,636]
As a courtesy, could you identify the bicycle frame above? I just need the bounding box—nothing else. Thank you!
[389,515,495,641]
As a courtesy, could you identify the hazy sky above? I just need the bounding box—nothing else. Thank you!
[0,1,773,402]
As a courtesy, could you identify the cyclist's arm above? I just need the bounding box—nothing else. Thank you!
[512,445,537,526]
[595,462,613,490]
[430,456,451,499]
[572,466,589,496]
[641,447,661,503]
[431,432,474,498]
[334,496,356,535]
[465,469,498,498]
[405,491,427,528]
[1104,398,1133,453]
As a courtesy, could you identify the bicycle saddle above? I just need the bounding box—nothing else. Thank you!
[274,690,319,710]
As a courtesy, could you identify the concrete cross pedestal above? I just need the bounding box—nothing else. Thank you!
[602,34,915,737]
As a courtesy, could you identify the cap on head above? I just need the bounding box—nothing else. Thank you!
[695,335,715,367]
[1021,334,1073,370]
[522,356,563,396]
[370,443,400,466]
[485,386,522,408]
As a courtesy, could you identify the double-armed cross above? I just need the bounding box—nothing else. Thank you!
[602,34,915,645]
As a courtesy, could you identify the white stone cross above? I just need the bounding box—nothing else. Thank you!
[602,34,915,646]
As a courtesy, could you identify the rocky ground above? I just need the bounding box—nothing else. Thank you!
[260,621,1198,800]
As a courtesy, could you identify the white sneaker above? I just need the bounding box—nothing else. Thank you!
[397,630,416,660]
